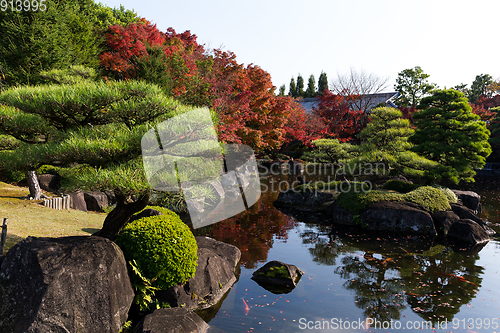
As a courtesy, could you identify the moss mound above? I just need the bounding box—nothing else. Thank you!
[336,189,401,213]
[401,186,451,212]
[336,185,452,214]
[115,211,198,290]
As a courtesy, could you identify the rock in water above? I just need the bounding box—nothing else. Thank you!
[0,236,134,333]
[135,308,209,333]
[251,260,303,294]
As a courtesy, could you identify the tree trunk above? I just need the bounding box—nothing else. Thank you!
[93,191,150,240]
[26,170,42,200]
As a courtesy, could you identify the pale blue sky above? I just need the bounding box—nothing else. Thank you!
[99,0,499,93]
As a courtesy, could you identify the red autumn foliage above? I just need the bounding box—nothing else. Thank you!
[99,21,316,152]
[474,95,500,110]
[470,102,496,123]
[312,91,365,142]
[99,19,165,78]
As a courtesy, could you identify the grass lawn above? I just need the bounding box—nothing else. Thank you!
[0,181,106,255]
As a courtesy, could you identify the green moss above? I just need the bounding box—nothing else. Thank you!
[401,186,451,212]
[115,212,198,290]
[336,185,451,214]
[259,266,290,279]
[382,180,418,193]
[433,186,458,203]
[336,189,401,213]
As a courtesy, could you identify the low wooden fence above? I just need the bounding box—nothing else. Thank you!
[43,195,71,210]
[1,218,7,255]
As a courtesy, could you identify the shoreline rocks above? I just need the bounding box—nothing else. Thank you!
[274,187,495,247]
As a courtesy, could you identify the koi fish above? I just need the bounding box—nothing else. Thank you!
[437,272,478,287]
[242,297,250,315]
[381,258,393,265]
[406,292,421,297]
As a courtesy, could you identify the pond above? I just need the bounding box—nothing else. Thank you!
[192,171,500,333]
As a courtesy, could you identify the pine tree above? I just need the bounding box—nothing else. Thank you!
[345,107,438,178]
[288,78,297,97]
[410,89,491,183]
[278,85,286,96]
[296,74,305,97]
[318,72,329,95]
[305,75,316,98]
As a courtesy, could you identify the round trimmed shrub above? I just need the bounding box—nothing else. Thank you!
[115,211,198,289]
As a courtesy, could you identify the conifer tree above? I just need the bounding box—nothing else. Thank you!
[288,78,297,97]
[305,75,316,98]
[410,89,491,183]
[296,74,305,97]
[318,72,329,95]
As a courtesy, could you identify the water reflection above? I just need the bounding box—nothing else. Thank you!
[193,174,297,268]
[303,227,485,326]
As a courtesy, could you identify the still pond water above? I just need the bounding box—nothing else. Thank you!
[192,172,500,333]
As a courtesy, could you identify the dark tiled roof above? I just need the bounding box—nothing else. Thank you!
[298,92,399,113]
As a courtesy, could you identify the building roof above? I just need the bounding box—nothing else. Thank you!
[298,92,399,113]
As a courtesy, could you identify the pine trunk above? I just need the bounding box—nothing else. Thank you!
[93,191,150,240]
[26,170,42,200]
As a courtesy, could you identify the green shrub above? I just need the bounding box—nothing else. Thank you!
[382,180,418,193]
[36,164,60,175]
[115,211,198,290]
[402,186,451,212]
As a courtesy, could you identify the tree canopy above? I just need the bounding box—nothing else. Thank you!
[0,0,139,86]
[0,76,191,238]
[410,89,491,183]
[394,66,436,108]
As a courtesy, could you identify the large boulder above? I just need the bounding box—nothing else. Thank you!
[134,308,208,333]
[450,203,495,236]
[0,236,134,333]
[451,190,481,214]
[360,201,437,236]
[328,203,355,226]
[157,236,241,310]
[431,210,460,236]
[37,174,60,193]
[84,191,109,212]
[274,189,334,212]
[69,190,87,212]
[447,219,490,245]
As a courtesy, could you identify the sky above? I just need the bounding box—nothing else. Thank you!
[99,0,499,93]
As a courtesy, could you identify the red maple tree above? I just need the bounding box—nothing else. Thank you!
[312,91,365,142]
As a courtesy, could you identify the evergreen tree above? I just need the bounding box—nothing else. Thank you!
[288,78,297,97]
[305,75,316,98]
[394,66,436,108]
[318,71,329,95]
[468,74,494,103]
[0,78,185,239]
[278,85,286,96]
[296,74,305,97]
[346,107,438,178]
[410,89,491,183]
[0,0,138,86]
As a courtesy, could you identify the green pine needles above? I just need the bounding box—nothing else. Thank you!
[410,89,491,183]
